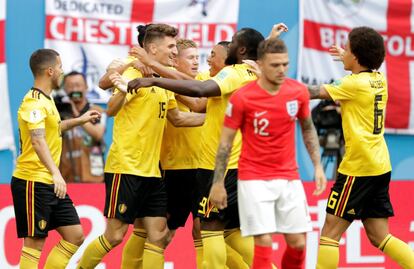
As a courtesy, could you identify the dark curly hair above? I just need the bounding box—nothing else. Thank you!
[348,26,385,70]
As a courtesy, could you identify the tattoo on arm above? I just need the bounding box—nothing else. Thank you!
[300,117,321,166]
[30,128,46,138]
[308,85,321,99]
[212,143,232,184]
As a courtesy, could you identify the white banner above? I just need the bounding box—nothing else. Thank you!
[0,0,15,151]
[45,0,239,103]
[298,0,414,134]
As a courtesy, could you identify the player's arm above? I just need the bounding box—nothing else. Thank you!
[106,72,131,117]
[167,107,205,127]
[80,113,106,141]
[128,77,221,97]
[299,116,327,195]
[30,128,66,199]
[60,110,101,132]
[308,84,333,100]
[175,95,207,112]
[209,126,238,210]
[99,59,131,90]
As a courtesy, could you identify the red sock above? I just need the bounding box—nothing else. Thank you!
[281,245,305,269]
[252,244,273,269]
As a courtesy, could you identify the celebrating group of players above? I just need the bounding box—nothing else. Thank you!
[11,20,414,269]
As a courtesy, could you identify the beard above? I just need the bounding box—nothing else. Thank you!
[225,54,238,65]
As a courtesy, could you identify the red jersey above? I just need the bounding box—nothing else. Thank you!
[224,79,310,180]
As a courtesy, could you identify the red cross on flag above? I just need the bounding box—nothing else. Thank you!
[0,0,15,151]
[299,0,414,134]
[45,0,239,103]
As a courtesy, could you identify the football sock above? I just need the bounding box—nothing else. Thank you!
[252,244,273,269]
[44,239,79,269]
[379,234,414,269]
[142,242,164,269]
[224,228,254,266]
[20,246,41,269]
[226,244,249,269]
[76,235,112,269]
[316,236,339,269]
[194,238,204,269]
[201,230,227,269]
[121,228,147,269]
[281,245,305,269]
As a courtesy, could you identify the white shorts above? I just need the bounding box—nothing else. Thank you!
[238,179,312,237]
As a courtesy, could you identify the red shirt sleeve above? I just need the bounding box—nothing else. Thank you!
[297,84,310,120]
[224,91,244,130]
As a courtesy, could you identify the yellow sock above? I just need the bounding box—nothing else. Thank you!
[77,235,112,269]
[121,228,147,269]
[226,244,249,269]
[44,239,79,269]
[379,234,414,269]
[224,228,254,266]
[20,246,41,269]
[316,236,339,269]
[194,238,204,269]
[201,230,227,269]
[143,242,164,269]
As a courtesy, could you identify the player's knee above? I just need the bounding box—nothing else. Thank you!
[365,231,383,247]
[71,233,85,246]
[147,228,169,248]
[105,230,126,247]
[287,240,306,251]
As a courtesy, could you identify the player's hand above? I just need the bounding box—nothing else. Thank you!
[106,58,125,71]
[79,110,101,124]
[209,182,228,210]
[329,45,345,62]
[52,172,67,199]
[127,78,153,94]
[131,60,154,78]
[268,23,288,39]
[129,46,153,66]
[242,60,261,77]
[313,164,327,196]
[109,72,129,93]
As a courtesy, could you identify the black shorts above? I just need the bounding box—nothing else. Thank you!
[164,169,199,230]
[326,171,394,222]
[11,177,80,238]
[104,173,167,224]
[196,169,240,229]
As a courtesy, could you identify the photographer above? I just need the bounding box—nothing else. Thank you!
[56,71,106,182]
[311,99,344,179]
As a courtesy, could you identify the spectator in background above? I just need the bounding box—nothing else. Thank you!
[58,71,106,182]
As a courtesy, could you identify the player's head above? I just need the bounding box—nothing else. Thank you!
[136,23,153,47]
[63,71,88,103]
[257,38,289,86]
[143,23,178,66]
[207,41,230,76]
[176,39,199,78]
[29,48,63,89]
[345,26,385,71]
[225,28,264,65]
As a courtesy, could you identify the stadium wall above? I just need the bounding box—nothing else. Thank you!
[1,0,413,182]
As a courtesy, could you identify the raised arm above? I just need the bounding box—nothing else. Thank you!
[128,77,221,97]
[167,107,205,127]
[308,84,333,100]
[209,126,238,209]
[60,110,101,132]
[175,95,207,112]
[299,116,327,195]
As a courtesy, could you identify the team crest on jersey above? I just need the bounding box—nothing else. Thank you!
[286,100,298,117]
[38,219,47,231]
[118,203,127,214]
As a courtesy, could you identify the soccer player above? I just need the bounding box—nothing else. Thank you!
[209,38,327,269]
[207,41,230,77]
[77,24,205,269]
[308,26,414,269]
[12,48,100,269]
[128,26,272,269]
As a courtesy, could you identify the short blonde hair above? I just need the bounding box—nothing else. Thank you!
[176,39,197,54]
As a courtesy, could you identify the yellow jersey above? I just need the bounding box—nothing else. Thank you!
[324,71,391,176]
[14,88,62,184]
[105,59,177,177]
[160,72,209,170]
[198,64,257,170]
